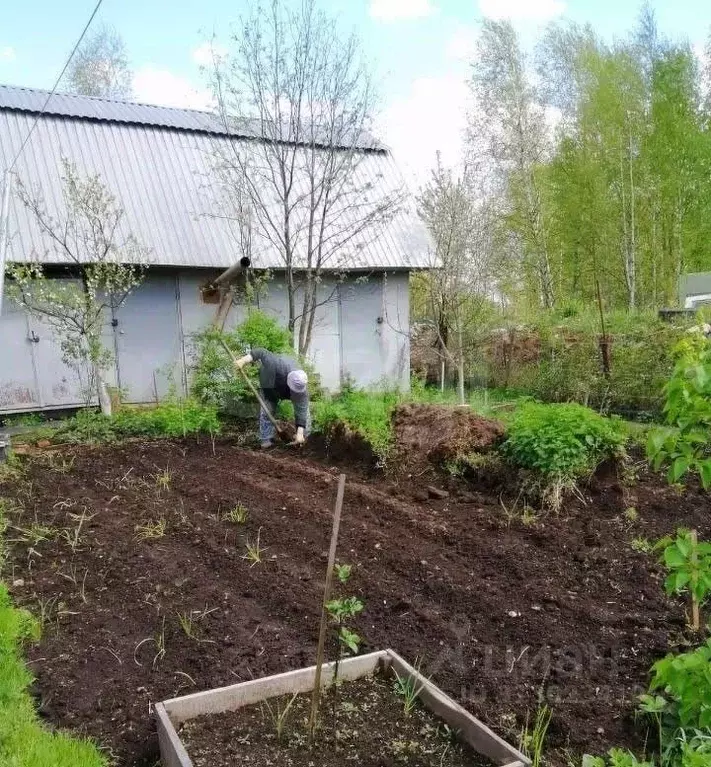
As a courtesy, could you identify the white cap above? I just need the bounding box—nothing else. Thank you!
[287,370,308,395]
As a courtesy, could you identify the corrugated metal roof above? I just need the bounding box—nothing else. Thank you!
[0,84,383,150]
[0,86,431,272]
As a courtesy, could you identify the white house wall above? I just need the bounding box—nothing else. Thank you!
[0,270,411,412]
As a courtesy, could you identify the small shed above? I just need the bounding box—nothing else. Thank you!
[0,85,431,413]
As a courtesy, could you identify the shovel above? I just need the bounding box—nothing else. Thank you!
[220,340,295,444]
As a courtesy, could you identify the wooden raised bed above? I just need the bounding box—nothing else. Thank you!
[155,649,530,767]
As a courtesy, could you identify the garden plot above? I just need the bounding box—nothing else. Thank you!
[1,438,709,766]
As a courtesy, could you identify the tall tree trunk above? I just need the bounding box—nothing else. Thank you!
[298,274,318,356]
[628,133,636,311]
[96,366,112,416]
[457,323,465,406]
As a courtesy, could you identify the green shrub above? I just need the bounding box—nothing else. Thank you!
[639,640,711,765]
[500,402,627,479]
[190,310,321,415]
[312,390,399,460]
[647,335,711,489]
[55,400,220,444]
[483,312,687,418]
[0,584,106,766]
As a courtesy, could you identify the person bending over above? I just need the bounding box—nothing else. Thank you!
[235,347,310,448]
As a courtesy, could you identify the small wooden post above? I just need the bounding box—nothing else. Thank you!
[309,473,347,739]
[691,529,700,632]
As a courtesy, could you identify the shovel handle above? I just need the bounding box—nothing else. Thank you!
[219,340,285,437]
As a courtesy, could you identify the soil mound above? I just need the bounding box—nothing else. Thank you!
[392,403,505,468]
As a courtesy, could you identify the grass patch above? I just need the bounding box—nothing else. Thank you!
[0,583,107,766]
[312,390,399,459]
[54,399,221,444]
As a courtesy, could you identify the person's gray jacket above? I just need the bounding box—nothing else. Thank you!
[250,348,310,428]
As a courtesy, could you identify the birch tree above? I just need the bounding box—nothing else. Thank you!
[414,157,497,402]
[6,160,148,414]
[470,20,555,309]
[64,25,133,100]
[210,0,403,355]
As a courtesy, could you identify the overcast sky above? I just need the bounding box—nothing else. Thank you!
[0,0,708,189]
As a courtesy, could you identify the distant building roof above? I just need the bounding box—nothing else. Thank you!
[0,84,430,271]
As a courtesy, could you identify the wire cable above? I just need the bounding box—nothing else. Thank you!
[8,0,105,172]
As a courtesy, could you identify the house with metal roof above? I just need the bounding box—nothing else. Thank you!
[0,84,431,412]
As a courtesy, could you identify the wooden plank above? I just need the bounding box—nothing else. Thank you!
[162,651,387,724]
[155,703,193,767]
[385,650,531,766]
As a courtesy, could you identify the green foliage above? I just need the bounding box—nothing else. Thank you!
[190,311,321,416]
[500,402,627,479]
[55,400,220,444]
[312,390,399,460]
[647,337,711,489]
[659,530,711,610]
[639,640,711,763]
[483,313,686,419]
[326,565,364,666]
[0,583,106,766]
[582,750,654,767]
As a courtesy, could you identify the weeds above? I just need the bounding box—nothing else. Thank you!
[224,502,249,524]
[36,595,59,633]
[176,607,217,643]
[134,617,167,669]
[624,507,639,523]
[392,659,429,716]
[520,704,552,767]
[152,466,172,492]
[134,518,167,542]
[58,565,89,603]
[242,528,266,566]
[60,509,94,553]
[261,692,299,742]
[10,523,55,547]
[631,537,653,554]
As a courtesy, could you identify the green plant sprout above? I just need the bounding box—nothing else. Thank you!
[242,528,266,566]
[261,692,299,742]
[630,537,653,554]
[657,529,711,632]
[134,518,167,542]
[392,659,430,716]
[519,704,552,767]
[153,466,172,492]
[176,607,217,643]
[225,502,249,524]
[334,563,352,583]
[326,563,364,685]
[61,509,94,553]
[134,617,167,669]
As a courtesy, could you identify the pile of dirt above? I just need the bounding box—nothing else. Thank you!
[392,403,505,471]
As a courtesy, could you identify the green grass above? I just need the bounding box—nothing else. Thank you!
[53,399,221,444]
[0,582,107,766]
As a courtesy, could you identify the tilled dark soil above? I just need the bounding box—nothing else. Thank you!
[180,672,494,767]
[1,439,709,767]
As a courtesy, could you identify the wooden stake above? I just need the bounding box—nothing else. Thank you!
[309,473,347,739]
[691,529,700,632]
